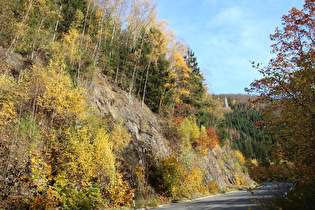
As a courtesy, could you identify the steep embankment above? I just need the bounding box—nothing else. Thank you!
[0,46,252,209]
[88,72,169,157]
[87,72,252,189]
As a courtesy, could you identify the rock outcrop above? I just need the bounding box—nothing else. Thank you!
[87,72,253,189]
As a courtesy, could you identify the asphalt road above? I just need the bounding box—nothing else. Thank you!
[152,182,282,210]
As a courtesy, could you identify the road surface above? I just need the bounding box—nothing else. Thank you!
[152,182,284,210]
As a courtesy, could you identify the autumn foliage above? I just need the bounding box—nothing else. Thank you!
[168,117,220,154]
[246,0,315,185]
[0,0,251,208]
[246,0,315,208]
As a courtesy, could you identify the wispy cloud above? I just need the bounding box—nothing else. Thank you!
[155,0,304,94]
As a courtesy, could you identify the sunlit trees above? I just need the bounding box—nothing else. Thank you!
[0,0,239,208]
[246,0,315,184]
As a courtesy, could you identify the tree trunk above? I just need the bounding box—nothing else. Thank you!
[52,5,62,43]
[142,60,151,107]
[129,36,144,103]
[77,0,92,82]
[6,0,34,55]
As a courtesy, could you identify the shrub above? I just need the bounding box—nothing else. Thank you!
[206,127,220,149]
[179,117,200,151]
[29,187,59,210]
[152,156,182,198]
[207,180,219,194]
[110,122,131,154]
[54,182,103,209]
[150,155,205,198]
[103,173,133,207]
[234,150,246,165]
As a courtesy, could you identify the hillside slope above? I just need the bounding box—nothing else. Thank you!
[0,0,254,207]
[0,45,253,208]
[87,71,252,189]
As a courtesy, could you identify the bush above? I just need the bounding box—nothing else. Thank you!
[151,156,182,198]
[54,182,103,209]
[247,163,293,183]
[179,117,200,151]
[259,184,315,210]
[207,180,219,194]
[150,155,205,198]
[29,187,59,210]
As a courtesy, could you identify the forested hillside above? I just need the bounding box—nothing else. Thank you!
[1,0,314,209]
[0,0,252,209]
[214,94,274,166]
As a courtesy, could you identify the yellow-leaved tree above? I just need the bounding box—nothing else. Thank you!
[0,74,18,125]
[36,61,85,125]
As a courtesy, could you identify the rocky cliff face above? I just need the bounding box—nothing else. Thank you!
[88,73,169,156]
[87,72,252,189]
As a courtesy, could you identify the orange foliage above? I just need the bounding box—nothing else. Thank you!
[194,127,220,154]
[173,102,196,118]
[173,116,184,125]
[248,163,293,183]
[206,127,220,149]
[207,180,218,194]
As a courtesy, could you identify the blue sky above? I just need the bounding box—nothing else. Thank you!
[154,0,305,94]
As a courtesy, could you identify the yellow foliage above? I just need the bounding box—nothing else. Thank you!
[179,117,200,151]
[104,173,133,207]
[197,126,209,155]
[63,28,80,66]
[110,122,131,154]
[29,151,51,191]
[234,172,246,187]
[153,155,206,198]
[168,47,193,105]
[134,164,146,192]
[234,150,246,165]
[36,63,85,121]
[94,128,116,182]
[66,127,96,187]
[0,74,17,125]
[207,180,219,194]
[183,167,205,195]
[66,127,116,186]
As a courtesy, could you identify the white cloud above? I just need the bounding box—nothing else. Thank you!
[155,0,305,94]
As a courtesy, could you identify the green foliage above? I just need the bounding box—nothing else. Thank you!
[54,182,103,210]
[183,48,206,109]
[29,187,59,210]
[151,156,181,198]
[225,100,273,164]
[58,0,88,34]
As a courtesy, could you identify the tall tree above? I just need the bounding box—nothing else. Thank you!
[183,48,206,118]
[57,0,88,34]
[246,0,315,184]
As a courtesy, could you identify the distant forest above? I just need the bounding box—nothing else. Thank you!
[214,94,274,166]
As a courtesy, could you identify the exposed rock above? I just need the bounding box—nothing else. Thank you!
[0,46,24,76]
[87,72,253,189]
[87,73,170,158]
[1,46,253,190]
